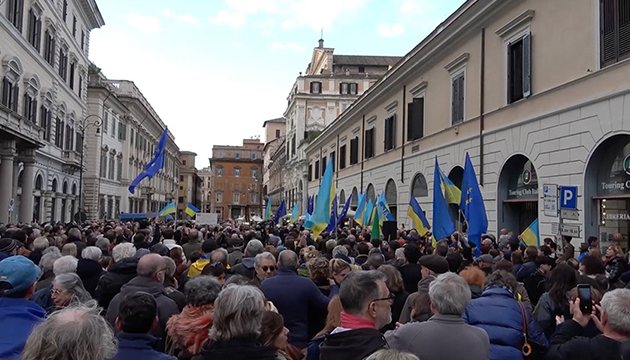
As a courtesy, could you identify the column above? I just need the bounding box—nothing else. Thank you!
[0,140,16,223]
[19,149,36,223]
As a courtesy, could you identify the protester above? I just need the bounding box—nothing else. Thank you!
[330,258,352,289]
[252,252,277,288]
[605,244,628,288]
[259,311,297,360]
[306,296,343,360]
[319,270,391,360]
[162,256,186,310]
[36,249,61,291]
[477,254,494,276]
[95,243,138,310]
[516,246,538,281]
[523,255,555,306]
[0,256,45,360]
[398,254,448,324]
[50,273,92,310]
[77,246,105,296]
[398,243,422,293]
[534,263,578,338]
[32,255,79,313]
[365,350,419,360]
[459,266,485,299]
[182,229,202,260]
[232,239,264,279]
[378,264,409,331]
[28,237,48,265]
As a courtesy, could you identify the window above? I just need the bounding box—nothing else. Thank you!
[234,168,241,177]
[341,103,349,113]
[108,154,115,179]
[68,61,75,89]
[314,161,320,179]
[275,129,280,138]
[329,151,335,173]
[179,175,184,181]
[78,74,83,98]
[308,164,313,181]
[100,150,107,177]
[233,192,240,203]
[216,167,223,177]
[321,156,327,176]
[601,0,630,67]
[7,0,24,31]
[40,106,51,141]
[27,9,41,51]
[65,124,73,150]
[251,168,258,178]
[451,72,465,125]
[216,192,222,203]
[508,33,531,103]
[359,66,365,73]
[1,77,19,112]
[58,49,68,81]
[340,82,358,95]
[81,30,85,51]
[103,112,108,134]
[407,98,424,141]
[364,128,375,159]
[130,128,134,144]
[310,81,322,94]
[291,133,296,156]
[44,30,55,65]
[251,153,256,159]
[178,197,184,204]
[182,160,187,166]
[75,130,82,152]
[72,15,77,36]
[62,0,68,21]
[339,144,346,169]
[235,152,241,159]
[250,192,257,204]
[384,115,396,151]
[350,137,359,165]
[117,158,122,181]
[23,93,37,124]
[55,118,63,148]
[111,119,115,138]
[118,122,125,140]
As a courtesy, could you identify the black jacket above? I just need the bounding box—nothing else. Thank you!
[319,328,388,360]
[231,257,255,280]
[77,259,106,297]
[399,263,422,294]
[523,269,546,306]
[69,239,87,259]
[191,338,276,360]
[547,319,623,360]
[95,257,138,310]
[28,250,43,265]
[382,289,410,332]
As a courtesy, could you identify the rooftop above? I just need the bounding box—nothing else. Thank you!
[333,55,403,67]
[262,117,286,127]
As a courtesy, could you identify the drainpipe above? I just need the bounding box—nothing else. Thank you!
[360,115,365,192]
[401,85,406,184]
[479,27,486,185]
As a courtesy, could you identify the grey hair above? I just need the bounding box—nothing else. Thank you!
[209,285,266,341]
[395,248,405,260]
[53,256,78,276]
[112,243,136,263]
[483,270,518,294]
[245,239,264,257]
[254,252,276,268]
[43,247,61,256]
[21,304,117,360]
[278,250,298,269]
[67,228,81,239]
[365,349,420,360]
[339,270,387,315]
[184,275,222,307]
[81,247,102,261]
[211,248,228,264]
[162,256,176,277]
[428,272,471,316]
[40,251,62,272]
[94,238,110,254]
[326,239,337,250]
[332,245,348,258]
[53,273,92,304]
[600,288,630,336]
[33,237,49,251]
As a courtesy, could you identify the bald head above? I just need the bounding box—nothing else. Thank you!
[189,229,200,241]
[137,253,165,278]
[278,250,298,269]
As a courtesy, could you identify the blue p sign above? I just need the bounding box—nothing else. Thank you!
[560,186,577,209]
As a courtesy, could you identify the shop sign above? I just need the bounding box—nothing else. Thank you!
[508,188,538,198]
[604,213,630,221]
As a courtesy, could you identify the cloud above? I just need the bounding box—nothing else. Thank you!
[127,14,161,33]
[225,0,278,14]
[162,8,172,17]
[209,11,247,28]
[281,19,296,30]
[272,42,303,52]
[177,14,198,25]
[288,0,367,31]
[377,23,404,37]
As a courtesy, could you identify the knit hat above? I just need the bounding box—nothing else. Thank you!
[478,254,494,264]
[0,238,18,253]
[419,255,449,274]
[0,255,41,295]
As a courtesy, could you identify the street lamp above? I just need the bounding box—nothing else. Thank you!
[78,115,101,216]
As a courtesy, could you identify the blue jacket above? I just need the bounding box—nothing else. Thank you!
[516,260,537,282]
[107,333,176,360]
[0,298,46,360]
[261,267,330,348]
[464,287,548,360]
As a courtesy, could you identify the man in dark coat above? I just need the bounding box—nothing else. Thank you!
[516,246,538,282]
[232,239,264,280]
[76,247,106,297]
[523,256,554,306]
[398,243,422,294]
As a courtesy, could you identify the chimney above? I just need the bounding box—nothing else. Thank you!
[318,38,324,48]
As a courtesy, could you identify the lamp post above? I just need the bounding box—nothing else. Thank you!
[78,115,101,217]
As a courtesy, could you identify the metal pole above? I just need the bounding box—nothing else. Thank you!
[78,127,85,211]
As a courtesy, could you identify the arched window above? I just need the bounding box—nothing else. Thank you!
[72,183,77,195]
[385,179,397,205]
[51,178,58,192]
[411,173,428,197]
[351,187,358,208]
[1,58,23,112]
[339,190,346,206]
[35,175,43,190]
[62,181,68,194]
[17,170,23,188]
[366,183,376,202]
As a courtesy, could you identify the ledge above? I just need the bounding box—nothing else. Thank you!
[495,9,535,37]
[444,53,470,72]
[410,81,428,97]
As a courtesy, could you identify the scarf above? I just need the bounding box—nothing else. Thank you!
[339,311,376,330]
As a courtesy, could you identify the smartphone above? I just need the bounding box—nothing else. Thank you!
[577,284,592,314]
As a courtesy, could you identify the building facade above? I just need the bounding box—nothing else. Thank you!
[199,166,212,213]
[210,139,263,220]
[262,117,285,208]
[0,0,104,223]
[177,151,201,218]
[84,75,180,220]
[305,0,630,252]
[283,39,401,215]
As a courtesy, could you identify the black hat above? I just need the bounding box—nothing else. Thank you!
[0,238,18,253]
[419,255,449,274]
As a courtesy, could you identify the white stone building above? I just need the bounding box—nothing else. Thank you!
[0,0,103,223]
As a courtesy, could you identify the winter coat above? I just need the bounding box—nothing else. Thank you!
[605,256,628,285]
[469,284,483,299]
[546,318,623,360]
[523,269,546,306]
[227,248,244,267]
[261,267,330,348]
[382,289,410,332]
[28,249,43,265]
[77,258,106,296]
[191,338,277,360]
[35,269,55,292]
[95,257,138,310]
[516,259,537,282]
[399,263,422,294]
[319,328,388,360]
[164,277,186,311]
[464,287,548,360]
[107,276,180,349]
[182,240,202,261]
[0,298,46,360]
[166,306,214,358]
[108,333,176,360]
[533,292,566,339]
[31,285,55,314]
[69,239,87,258]
[232,257,256,280]
[398,275,435,324]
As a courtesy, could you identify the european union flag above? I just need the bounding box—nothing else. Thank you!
[432,157,455,241]
[129,127,169,194]
[273,200,287,224]
[326,195,338,232]
[307,195,314,215]
[338,195,352,224]
[459,153,488,256]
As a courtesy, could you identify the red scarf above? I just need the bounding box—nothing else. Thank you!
[339,311,376,330]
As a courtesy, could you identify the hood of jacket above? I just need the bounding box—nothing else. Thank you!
[469,284,483,299]
[194,338,276,360]
[120,276,166,298]
[109,257,139,275]
[167,306,214,355]
[0,297,46,320]
[319,328,388,360]
[77,258,103,277]
[417,274,436,293]
[240,256,255,270]
[190,259,210,274]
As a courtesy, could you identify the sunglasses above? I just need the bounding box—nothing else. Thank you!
[261,265,276,272]
[372,293,396,303]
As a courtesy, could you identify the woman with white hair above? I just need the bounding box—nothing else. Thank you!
[195,285,277,360]
[50,273,93,310]
[94,243,138,310]
[76,246,105,297]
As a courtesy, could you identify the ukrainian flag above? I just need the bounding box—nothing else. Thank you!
[377,192,396,222]
[354,192,367,226]
[364,199,374,229]
[159,202,176,216]
[289,202,299,223]
[264,200,272,220]
[185,203,199,218]
[440,171,462,205]
[408,196,431,236]
[310,157,335,239]
[520,218,539,246]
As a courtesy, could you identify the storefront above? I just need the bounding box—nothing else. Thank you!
[498,155,539,235]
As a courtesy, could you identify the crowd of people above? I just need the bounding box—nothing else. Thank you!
[1,219,630,360]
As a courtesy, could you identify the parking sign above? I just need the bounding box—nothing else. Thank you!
[560,186,577,209]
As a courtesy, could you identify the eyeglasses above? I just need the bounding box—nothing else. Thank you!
[372,293,395,303]
[50,288,69,296]
[261,265,276,272]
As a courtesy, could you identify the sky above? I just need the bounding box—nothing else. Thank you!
[89,0,466,168]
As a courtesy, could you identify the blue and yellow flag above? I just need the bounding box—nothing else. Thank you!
[371,206,380,239]
[264,200,272,220]
[289,202,299,223]
[354,192,367,226]
[377,192,396,222]
[310,157,335,239]
[364,199,374,229]
[326,195,338,232]
[440,171,462,205]
[459,153,488,256]
[408,196,431,236]
[338,195,352,223]
[521,219,539,247]
[185,203,199,218]
[432,157,455,241]
[159,202,176,216]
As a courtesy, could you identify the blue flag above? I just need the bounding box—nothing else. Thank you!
[326,195,338,232]
[273,200,287,224]
[377,192,396,222]
[307,195,314,215]
[129,127,168,194]
[311,158,335,239]
[460,153,488,256]
[338,195,352,224]
[432,157,455,241]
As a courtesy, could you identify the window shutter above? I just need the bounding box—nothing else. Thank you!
[32,99,38,123]
[451,77,458,124]
[12,84,19,112]
[523,32,532,98]
[35,17,41,51]
[416,98,424,140]
[7,0,16,24]
[310,82,313,93]
[620,0,630,58]
[391,114,396,149]
[16,0,24,31]
[458,75,465,123]
[601,0,617,66]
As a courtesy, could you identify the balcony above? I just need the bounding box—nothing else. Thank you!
[62,150,82,173]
